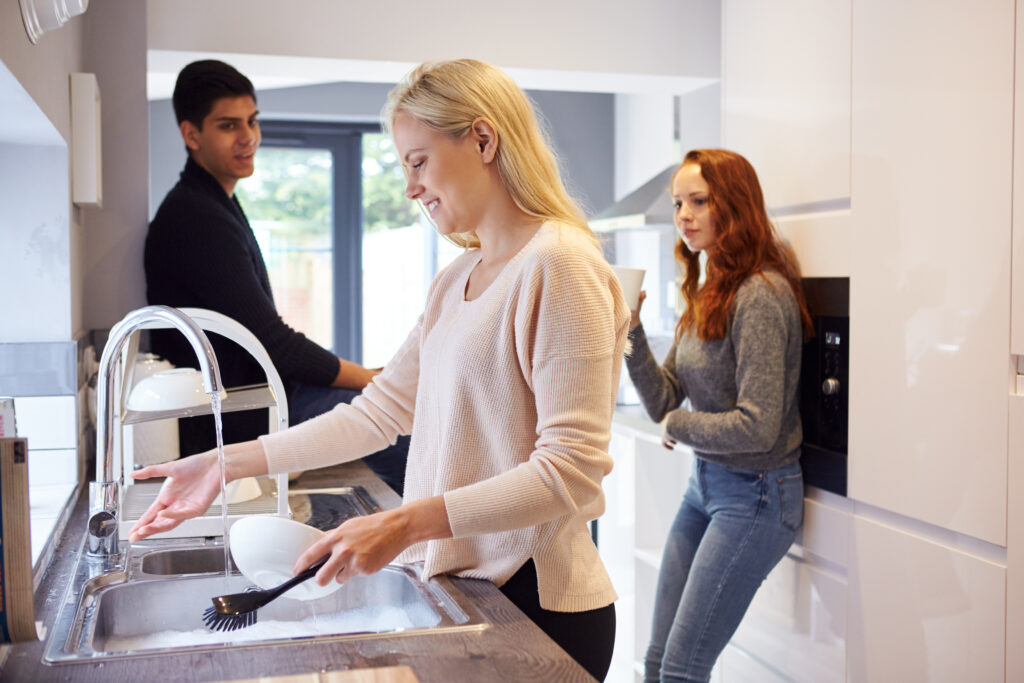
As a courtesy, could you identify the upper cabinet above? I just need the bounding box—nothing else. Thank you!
[723,0,851,211]
[849,0,1013,545]
[722,0,853,278]
[724,0,1014,544]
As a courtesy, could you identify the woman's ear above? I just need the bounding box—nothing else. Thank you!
[470,118,498,164]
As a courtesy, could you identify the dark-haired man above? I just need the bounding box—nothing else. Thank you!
[145,60,408,494]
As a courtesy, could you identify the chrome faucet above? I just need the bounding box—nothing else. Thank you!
[88,305,222,557]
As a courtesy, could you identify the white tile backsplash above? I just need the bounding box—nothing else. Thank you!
[15,395,76,449]
[28,448,77,487]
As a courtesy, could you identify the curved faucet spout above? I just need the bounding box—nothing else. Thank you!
[89,305,222,556]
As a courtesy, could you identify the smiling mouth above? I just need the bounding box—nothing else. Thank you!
[425,199,439,216]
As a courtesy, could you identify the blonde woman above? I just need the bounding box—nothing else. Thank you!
[130,59,629,681]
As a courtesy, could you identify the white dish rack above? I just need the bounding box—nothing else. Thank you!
[113,307,290,540]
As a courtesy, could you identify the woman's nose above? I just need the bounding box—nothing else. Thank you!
[405,180,421,200]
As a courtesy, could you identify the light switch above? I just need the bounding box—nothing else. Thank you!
[70,72,102,207]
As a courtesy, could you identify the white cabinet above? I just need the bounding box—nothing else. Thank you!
[605,413,847,682]
[722,0,851,212]
[727,550,847,683]
[722,0,854,279]
[599,427,638,683]
[1007,395,1024,681]
[847,515,1006,682]
[848,0,1014,545]
[602,413,693,681]
[1014,0,1024,355]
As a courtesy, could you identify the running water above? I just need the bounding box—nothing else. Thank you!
[209,392,230,582]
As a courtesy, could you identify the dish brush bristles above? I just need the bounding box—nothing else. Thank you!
[202,605,258,632]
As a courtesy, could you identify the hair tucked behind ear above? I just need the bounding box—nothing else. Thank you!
[674,149,814,343]
[383,59,595,249]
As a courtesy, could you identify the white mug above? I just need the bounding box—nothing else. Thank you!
[612,266,646,310]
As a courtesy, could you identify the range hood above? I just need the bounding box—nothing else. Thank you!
[590,164,678,232]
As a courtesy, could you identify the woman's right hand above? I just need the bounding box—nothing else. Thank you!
[128,451,223,541]
[629,290,647,330]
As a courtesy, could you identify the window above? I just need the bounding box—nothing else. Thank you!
[237,122,460,368]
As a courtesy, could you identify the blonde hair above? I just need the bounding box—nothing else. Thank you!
[383,59,595,249]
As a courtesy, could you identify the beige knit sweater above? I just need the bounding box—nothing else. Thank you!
[259,222,630,611]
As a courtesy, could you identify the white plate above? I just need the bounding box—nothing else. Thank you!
[228,515,340,601]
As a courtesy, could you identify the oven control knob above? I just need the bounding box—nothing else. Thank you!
[822,377,841,396]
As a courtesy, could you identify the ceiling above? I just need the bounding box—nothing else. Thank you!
[147,50,719,101]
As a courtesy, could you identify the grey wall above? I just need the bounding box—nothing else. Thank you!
[149,81,614,220]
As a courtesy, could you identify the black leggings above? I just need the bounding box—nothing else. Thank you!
[499,559,616,681]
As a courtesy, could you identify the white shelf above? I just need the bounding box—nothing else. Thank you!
[121,383,278,425]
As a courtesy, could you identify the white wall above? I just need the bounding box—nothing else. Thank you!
[0,143,71,341]
[79,0,150,331]
[0,0,149,337]
[0,0,84,340]
[146,0,721,80]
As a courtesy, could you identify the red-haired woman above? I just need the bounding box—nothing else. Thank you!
[625,149,814,682]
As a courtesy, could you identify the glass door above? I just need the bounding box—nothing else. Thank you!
[360,132,463,367]
[235,146,335,350]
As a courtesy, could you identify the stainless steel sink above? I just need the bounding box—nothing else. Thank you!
[139,546,237,575]
[45,537,488,664]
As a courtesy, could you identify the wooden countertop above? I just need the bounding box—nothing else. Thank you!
[0,461,596,682]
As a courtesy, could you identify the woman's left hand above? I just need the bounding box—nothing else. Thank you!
[629,291,647,330]
[293,495,452,586]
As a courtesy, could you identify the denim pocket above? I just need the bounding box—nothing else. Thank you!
[776,471,804,532]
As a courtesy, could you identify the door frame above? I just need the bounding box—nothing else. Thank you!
[257,119,381,363]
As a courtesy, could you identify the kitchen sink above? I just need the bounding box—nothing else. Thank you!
[45,539,488,664]
[45,486,489,667]
[139,546,237,575]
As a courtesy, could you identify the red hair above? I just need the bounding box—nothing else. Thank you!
[674,149,813,343]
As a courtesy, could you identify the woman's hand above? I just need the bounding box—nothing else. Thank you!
[128,451,223,541]
[293,496,452,587]
[128,439,270,540]
[629,291,647,330]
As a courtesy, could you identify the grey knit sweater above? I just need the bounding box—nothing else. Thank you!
[625,270,803,471]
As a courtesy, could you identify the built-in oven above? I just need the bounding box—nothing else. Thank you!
[799,277,849,496]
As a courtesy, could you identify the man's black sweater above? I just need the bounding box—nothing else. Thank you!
[144,157,339,454]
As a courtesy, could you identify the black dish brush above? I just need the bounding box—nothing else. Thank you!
[202,556,330,632]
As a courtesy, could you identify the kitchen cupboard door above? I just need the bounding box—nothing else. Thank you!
[847,516,1005,682]
[599,427,638,683]
[1007,395,1024,681]
[848,0,1013,544]
[727,552,847,683]
[722,0,852,212]
[634,434,691,558]
[714,645,791,683]
[1013,0,1024,355]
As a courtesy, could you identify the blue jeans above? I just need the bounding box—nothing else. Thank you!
[288,383,410,497]
[644,458,803,683]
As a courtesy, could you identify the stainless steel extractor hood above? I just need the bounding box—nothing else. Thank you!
[590,164,678,231]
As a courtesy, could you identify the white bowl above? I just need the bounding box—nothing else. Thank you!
[229,516,340,601]
[127,367,227,412]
